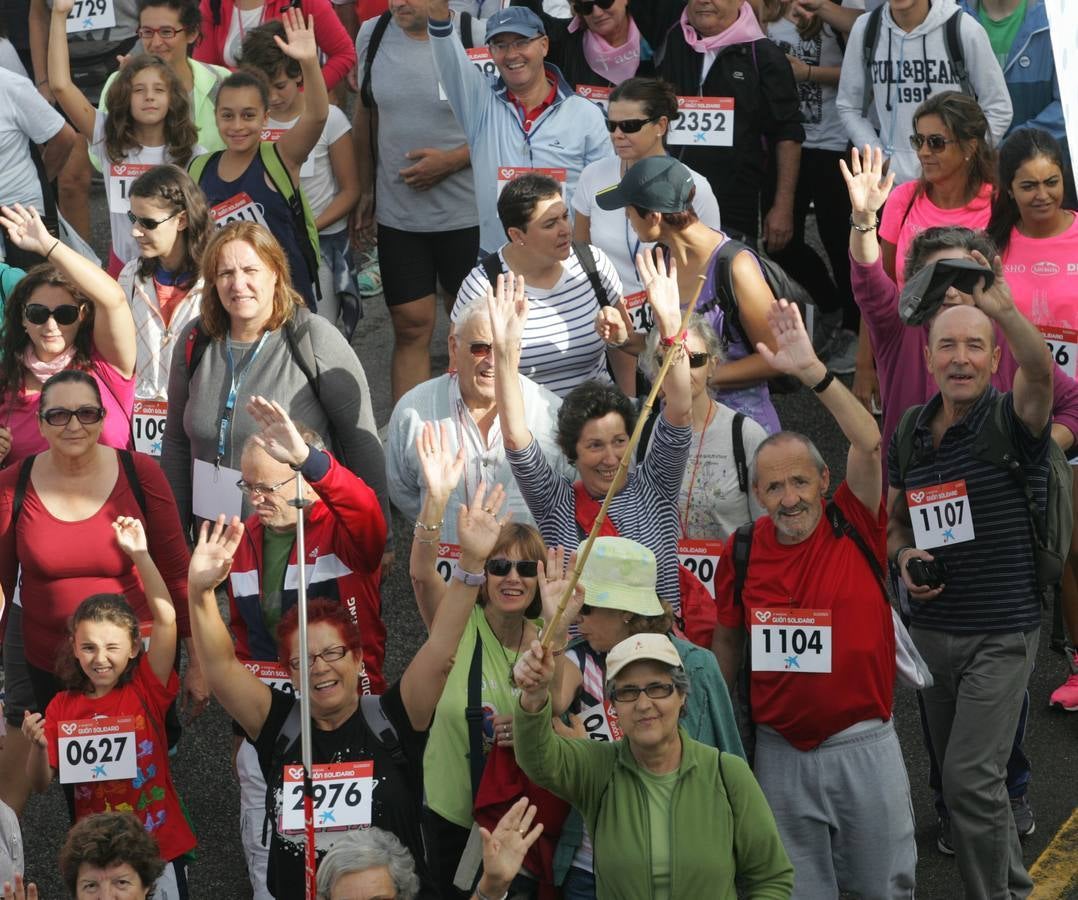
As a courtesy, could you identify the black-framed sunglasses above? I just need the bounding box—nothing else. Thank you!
[605,117,657,135]
[469,341,494,358]
[573,0,616,14]
[136,25,186,39]
[610,681,677,703]
[127,209,181,231]
[23,303,82,326]
[235,474,297,497]
[909,133,958,152]
[39,406,106,427]
[655,350,710,369]
[485,558,540,578]
[288,645,348,670]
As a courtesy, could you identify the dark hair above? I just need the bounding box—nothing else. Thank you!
[481,523,546,619]
[38,369,104,415]
[904,225,999,283]
[276,598,364,669]
[631,192,699,229]
[103,54,199,166]
[497,174,563,236]
[625,599,675,636]
[240,20,302,80]
[56,594,142,694]
[608,77,680,124]
[60,812,165,895]
[137,0,202,37]
[0,265,94,401]
[556,380,637,463]
[216,68,271,111]
[130,164,212,286]
[912,91,996,201]
[987,128,1068,255]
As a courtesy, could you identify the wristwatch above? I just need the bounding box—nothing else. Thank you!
[451,561,486,587]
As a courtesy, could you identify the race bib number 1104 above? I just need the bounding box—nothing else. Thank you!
[750,609,831,673]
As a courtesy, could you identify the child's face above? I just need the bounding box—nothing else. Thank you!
[267,68,303,120]
[216,86,269,154]
[75,620,138,696]
[129,67,170,128]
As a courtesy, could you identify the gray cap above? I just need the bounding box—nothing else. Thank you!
[595,156,695,213]
[485,7,545,41]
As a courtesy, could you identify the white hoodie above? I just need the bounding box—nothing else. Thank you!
[836,0,1012,184]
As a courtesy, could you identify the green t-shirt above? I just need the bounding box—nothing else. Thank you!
[261,527,296,637]
[978,0,1027,69]
[638,767,679,900]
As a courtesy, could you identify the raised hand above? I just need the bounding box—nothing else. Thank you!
[246,396,309,467]
[21,712,46,748]
[514,638,556,710]
[636,248,681,339]
[486,272,528,350]
[537,547,584,626]
[755,299,821,381]
[0,205,55,257]
[839,145,895,216]
[477,797,544,896]
[274,7,317,62]
[456,481,510,564]
[51,0,74,13]
[188,515,245,594]
[1,875,38,900]
[595,303,632,347]
[415,420,465,510]
[112,515,148,558]
[968,251,1015,321]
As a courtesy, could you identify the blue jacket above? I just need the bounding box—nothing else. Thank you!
[429,17,614,253]
[960,0,1064,141]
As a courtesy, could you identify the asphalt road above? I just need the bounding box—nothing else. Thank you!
[16,188,1078,898]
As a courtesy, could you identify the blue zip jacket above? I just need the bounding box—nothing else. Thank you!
[429,17,614,253]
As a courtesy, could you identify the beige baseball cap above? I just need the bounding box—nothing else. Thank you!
[605,633,682,682]
[579,537,664,617]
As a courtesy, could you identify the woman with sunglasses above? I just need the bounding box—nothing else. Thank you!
[0,203,137,468]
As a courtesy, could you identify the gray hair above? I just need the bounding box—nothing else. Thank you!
[454,296,492,337]
[315,828,421,900]
[904,226,998,284]
[750,431,826,487]
[639,314,724,382]
[606,664,691,704]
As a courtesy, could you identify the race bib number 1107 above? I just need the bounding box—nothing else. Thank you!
[906,480,975,550]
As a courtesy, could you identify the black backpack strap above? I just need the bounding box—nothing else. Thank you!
[825,500,889,598]
[360,694,405,767]
[894,404,924,485]
[11,455,36,530]
[184,320,211,382]
[480,250,505,287]
[860,5,883,117]
[635,403,659,466]
[731,520,755,608]
[463,635,486,801]
[264,699,303,844]
[283,315,322,405]
[117,450,149,519]
[573,241,609,308]
[359,11,392,110]
[732,412,748,493]
[460,11,475,49]
[705,239,748,342]
[944,10,972,98]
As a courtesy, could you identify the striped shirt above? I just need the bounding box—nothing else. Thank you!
[451,245,621,398]
[505,414,692,609]
[888,387,1049,634]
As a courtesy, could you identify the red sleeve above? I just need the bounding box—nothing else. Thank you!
[133,653,180,720]
[134,455,192,639]
[304,0,357,89]
[313,451,386,571]
[712,531,745,629]
[193,0,226,66]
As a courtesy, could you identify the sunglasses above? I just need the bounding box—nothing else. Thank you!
[610,681,676,703]
[655,350,709,369]
[573,0,616,14]
[24,303,82,326]
[288,645,348,671]
[127,209,181,231]
[235,474,297,497]
[605,117,656,134]
[469,341,494,358]
[136,25,186,39]
[485,558,539,578]
[39,406,105,427]
[909,133,958,152]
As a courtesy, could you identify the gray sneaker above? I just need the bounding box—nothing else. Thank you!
[822,329,858,375]
[937,816,955,856]
[1011,794,1035,838]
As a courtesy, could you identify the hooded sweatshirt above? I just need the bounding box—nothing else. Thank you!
[836,0,1012,184]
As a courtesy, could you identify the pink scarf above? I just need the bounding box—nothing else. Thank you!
[679,1,765,54]
[22,345,77,383]
[569,15,642,86]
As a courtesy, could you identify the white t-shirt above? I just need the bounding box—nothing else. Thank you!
[0,39,27,78]
[0,68,65,212]
[266,105,352,235]
[224,6,265,67]
[572,155,722,297]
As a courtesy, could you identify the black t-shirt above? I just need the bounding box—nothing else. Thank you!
[251,681,436,898]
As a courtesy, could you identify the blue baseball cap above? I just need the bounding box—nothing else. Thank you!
[485,7,545,42]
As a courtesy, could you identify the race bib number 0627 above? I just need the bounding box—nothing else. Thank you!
[750,609,831,673]
[57,717,138,784]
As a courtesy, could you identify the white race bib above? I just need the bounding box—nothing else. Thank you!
[242,661,296,696]
[750,608,832,673]
[677,539,723,600]
[577,698,622,742]
[132,398,167,456]
[496,166,566,198]
[439,48,497,99]
[261,128,314,178]
[57,717,138,784]
[66,0,116,33]
[192,459,244,521]
[667,97,735,148]
[107,163,153,214]
[1040,325,1077,378]
[623,290,653,334]
[435,542,461,584]
[280,761,374,832]
[575,84,611,113]
[210,192,268,229]
[907,480,975,550]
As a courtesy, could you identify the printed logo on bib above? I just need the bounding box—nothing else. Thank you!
[66,0,116,33]
[1040,325,1077,378]
[210,192,268,229]
[260,128,314,177]
[575,85,611,113]
[750,609,831,673]
[578,698,623,742]
[907,480,975,549]
[243,661,297,696]
[496,167,567,199]
[58,717,138,784]
[439,48,497,99]
[678,539,723,599]
[132,399,167,456]
[667,97,735,148]
[623,290,654,334]
[435,543,461,583]
[281,761,374,832]
[107,163,153,214]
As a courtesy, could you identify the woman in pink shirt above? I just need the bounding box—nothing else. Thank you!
[0,204,137,467]
[988,128,1078,714]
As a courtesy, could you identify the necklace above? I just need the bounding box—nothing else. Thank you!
[491,614,527,684]
[680,399,716,534]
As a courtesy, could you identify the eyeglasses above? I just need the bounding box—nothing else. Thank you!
[485,558,539,578]
[23,303,82,326]
[909,133,958,152]
[137,25,186,40]
[655,350,709,369]
[605,117,657,135]
[573,0,616,14]
[469,341,494,358]
[488,35,542,55]
[127,209,181,231]
[235,474,297,497]
[39,406,106,427]
[288,645,348,670]
[610,681,677,703]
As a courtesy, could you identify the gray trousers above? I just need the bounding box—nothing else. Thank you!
[912,627,1038,900]
[754,719,917,900]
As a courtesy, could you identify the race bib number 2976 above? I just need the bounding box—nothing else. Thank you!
[280,761,373,832]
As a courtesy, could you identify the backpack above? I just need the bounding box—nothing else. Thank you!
[479,242,611,309]
[893,395,1073,603]
[696,239,813,394]
[188,143,322,304]
[859,6,972,118]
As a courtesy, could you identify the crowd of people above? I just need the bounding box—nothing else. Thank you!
[0,0,1073,896]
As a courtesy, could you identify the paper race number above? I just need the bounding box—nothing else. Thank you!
[66,0,115,33]
[907,480,975,549]
[259,127,314,177]
[57,717,138,784]
[750,609,831,673]
[678,540,723,599]
[439,48,497,99]
[281,761,374,831]
[210,193,268,228]
[578,698,623,742]
[107,163,153,214]
[496,167,567,199]
[243,661,296,696]
[623,291,653,334]
[132,399,167,456]
[435,543,461,584]
[1040,325,1077,379]
[667,97,735,148]
[575,85,611,112]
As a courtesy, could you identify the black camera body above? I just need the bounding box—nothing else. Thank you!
[907,557,950,589]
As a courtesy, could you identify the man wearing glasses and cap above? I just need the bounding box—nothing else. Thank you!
[427,1,612,255]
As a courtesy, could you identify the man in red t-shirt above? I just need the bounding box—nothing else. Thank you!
[711,299,916,898]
